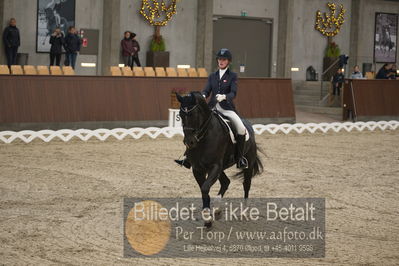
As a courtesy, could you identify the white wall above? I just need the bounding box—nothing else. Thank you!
[119,0,198,68]
[213,0,280,77]
[290,0,352,80]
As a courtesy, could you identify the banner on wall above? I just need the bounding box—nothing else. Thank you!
[374,12,398,63]
[36,0,76,53]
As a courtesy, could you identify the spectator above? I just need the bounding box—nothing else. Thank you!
[49,27,64,66]
[121,31,134,68]
[376,63,393,79]
[130,32,141,67]
[331,68,345,96]
[2,18,20,67]
[64,26,81,69]
[389,64,398,80]
[350,65,363,79]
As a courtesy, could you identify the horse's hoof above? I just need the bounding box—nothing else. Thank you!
[202,208,213,226]
[204,221,212,228]
[214,207,222,220]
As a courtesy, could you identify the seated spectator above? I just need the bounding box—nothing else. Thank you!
[350,65,363,79]
[331,68,345,96]
[389,64,398,80]
[376,63,393,79]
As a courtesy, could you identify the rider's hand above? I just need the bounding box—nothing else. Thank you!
[216,94,226,102]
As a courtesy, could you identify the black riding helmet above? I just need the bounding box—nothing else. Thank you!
[216,48,232,61]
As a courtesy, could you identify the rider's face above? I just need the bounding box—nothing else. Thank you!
[218,58,229,70]
[10,19,16,27]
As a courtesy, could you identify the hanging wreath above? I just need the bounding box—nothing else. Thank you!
[140,0,177,26]
[315,2,346,37]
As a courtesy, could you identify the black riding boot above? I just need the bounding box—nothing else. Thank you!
[236,134,248,169]
[175,156,191,169]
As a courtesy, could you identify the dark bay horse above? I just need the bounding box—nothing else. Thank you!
[176,92,263,225]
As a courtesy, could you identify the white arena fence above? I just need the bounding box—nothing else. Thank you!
[0,120,398,144]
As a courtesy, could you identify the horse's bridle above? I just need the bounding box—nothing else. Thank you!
[180,104,212,148]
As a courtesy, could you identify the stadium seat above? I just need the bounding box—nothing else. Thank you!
[187,68,198,77]
[23,65,37,75]
[177,68,188,77]
[133,66,145,77]
[166,67,177,77]
[144,67,155,77]
[197,68,208,77]
[37,66,50,75]
[121,67,133,76]
[11,65,23,75]
[155,67,166,77]
[62,66,75,75]
[0,65,10,75]
[110,66,122,76]
[50,66,63,75]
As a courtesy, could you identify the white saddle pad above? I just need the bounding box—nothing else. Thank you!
[217,114,249,144]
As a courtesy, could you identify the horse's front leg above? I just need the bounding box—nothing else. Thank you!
[200,164,222,209]
[200,164,222,227]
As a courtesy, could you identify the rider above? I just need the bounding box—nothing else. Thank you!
[175,48,249,169]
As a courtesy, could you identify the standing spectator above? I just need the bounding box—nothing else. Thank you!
[121,31,134,68]
[376,63,393,79]
[350,65,363,79]
[331,68,345,96]
[131,32,141,67]
[49,27,64,66]
[64,26,81,69]
[2,18,20,67]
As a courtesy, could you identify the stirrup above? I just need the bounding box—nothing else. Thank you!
[237,157,248,169]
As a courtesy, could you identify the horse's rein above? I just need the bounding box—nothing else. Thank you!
[180,105,213,147]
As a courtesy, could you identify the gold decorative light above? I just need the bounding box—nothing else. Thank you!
[315,2,346,37]
[140,0,177,26]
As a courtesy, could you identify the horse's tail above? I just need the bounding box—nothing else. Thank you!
[252,147,264,176]
[253,147,264,176]
[234,146,264,179]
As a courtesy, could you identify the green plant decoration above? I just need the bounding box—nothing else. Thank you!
[325,42,341,58]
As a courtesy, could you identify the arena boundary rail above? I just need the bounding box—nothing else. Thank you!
[0,121,398,144]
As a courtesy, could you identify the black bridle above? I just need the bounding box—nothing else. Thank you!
[180,104,212,147]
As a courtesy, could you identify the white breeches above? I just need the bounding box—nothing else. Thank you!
[215,103,246,135]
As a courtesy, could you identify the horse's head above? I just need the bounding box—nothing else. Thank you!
[176,91,211,149]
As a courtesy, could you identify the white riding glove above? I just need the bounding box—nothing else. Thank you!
[216,94,226,102]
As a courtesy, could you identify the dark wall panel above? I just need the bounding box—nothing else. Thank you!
[0,76,295,123]
[343,79,399,120]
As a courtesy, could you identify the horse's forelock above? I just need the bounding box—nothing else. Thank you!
[191,91,209,112]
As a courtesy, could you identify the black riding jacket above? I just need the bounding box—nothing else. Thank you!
[202,68,238,111]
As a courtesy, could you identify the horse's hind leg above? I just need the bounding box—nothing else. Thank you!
[213,171,230,220]
[243,169,252,199]
[217,171,230,198]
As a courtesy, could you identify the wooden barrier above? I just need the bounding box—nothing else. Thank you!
[0,75,295,125]
[343,79,399,121]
